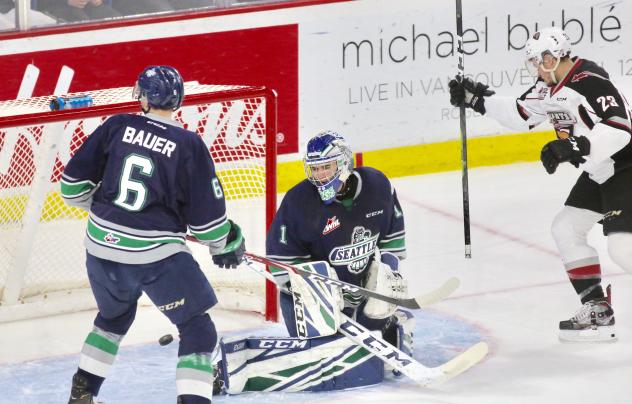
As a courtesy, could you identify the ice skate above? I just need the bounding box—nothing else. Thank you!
[68,373,94,404]
[559,298,616,343]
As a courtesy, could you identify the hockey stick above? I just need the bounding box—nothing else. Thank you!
[244,252,460,310]
[243,259,488,386]
[456,0,472,259]
[183,234,460,309]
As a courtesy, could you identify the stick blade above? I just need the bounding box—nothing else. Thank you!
[413,277,460,308]
[429,341,489,386]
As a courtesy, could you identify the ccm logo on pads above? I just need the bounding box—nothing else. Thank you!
[257,340,308,349]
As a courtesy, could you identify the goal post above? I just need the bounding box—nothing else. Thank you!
[0,83,279,323]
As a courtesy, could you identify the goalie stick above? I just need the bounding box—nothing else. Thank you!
[182,235,460,309]
[244,252,460,310]
[243,259,488,386]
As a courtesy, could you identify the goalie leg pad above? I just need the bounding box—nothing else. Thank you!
[285,261,344,338]
[362,252,408,319]
[216,334,384,394]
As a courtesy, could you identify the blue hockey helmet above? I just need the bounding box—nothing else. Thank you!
[133,65,184,111]
[303,130,354,204]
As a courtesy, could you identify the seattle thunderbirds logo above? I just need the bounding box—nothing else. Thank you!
[328,226,379,274]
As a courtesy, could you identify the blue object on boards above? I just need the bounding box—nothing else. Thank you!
[49,94,94,111]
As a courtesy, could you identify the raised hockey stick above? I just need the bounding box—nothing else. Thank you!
[456,0,472,259]
[244,252,460,310]
[243,259,488,386]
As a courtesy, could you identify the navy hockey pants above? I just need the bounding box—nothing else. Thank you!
[86,252,218,331]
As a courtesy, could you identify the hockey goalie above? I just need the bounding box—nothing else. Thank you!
[214,131,413,393]
[211,131,486,395]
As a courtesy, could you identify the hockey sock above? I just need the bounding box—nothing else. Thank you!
[566,264,604,303]
[77,326,124,394]
[177,313,216,356]
[93,303,137,335]
[176,314,217,401]
[176,353,214,401]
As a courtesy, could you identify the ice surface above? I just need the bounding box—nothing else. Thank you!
[1,162,630,403]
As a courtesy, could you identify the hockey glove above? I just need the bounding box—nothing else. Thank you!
[211,220,246,269]
[448,77,495,114]
[540,136,591,174]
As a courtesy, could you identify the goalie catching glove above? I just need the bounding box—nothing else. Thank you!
[540,136,590,174]
[363,250,408,319]
[211,220,246,268]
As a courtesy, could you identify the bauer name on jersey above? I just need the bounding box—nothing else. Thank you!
[267,166,405,285]
[487,58,632,183]
[61,113,230,264]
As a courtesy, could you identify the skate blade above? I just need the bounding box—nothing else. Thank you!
[559,325,617,343]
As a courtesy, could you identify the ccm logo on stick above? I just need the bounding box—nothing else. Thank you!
[340,322,413,368]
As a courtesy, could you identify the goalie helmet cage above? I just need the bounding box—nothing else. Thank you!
[0,83,279,323]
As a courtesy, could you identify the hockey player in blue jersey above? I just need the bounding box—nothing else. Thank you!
[267,131,408,342]
[61,66,245,404]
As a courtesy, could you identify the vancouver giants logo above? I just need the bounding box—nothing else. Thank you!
[328,226,379,274]
[322,216,341,235]
[547,110,577,136]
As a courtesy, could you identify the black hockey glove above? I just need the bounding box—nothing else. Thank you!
[212,220,246,269]
[448,77,495,114]
[540,136,591,174]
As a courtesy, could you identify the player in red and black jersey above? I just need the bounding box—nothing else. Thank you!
[449,27,632,343]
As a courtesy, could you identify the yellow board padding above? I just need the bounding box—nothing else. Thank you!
[40,193,87,221]
[276,130,556,193]
[0,192,87,223]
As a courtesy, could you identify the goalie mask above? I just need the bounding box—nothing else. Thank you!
[133,65,185,113]
[304,131,353,204]
[525,27,571,83]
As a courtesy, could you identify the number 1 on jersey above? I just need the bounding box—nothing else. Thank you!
[114,154,154,211]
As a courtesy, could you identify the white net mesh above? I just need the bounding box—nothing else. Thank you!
[0,83,275,321]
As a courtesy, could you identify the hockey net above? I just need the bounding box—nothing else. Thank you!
[0,83,278,323]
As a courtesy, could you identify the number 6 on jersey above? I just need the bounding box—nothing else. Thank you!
[114,154,154,211]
